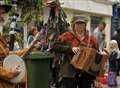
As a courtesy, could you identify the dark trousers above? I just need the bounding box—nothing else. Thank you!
[76,71,96,88]
[60,78,77,88]
[117,59,120,76]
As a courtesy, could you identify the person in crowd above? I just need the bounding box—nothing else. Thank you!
[107,40,120,88]
[93,22,106,52]
[13,34,21,51]
[111,28,120,76]
[27,26,38,45]
[51,15,99,88]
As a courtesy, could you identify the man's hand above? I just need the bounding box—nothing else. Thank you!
[72,47,80,54]
[12,65,21,77]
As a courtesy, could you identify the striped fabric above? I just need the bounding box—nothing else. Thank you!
[0,80,15,88]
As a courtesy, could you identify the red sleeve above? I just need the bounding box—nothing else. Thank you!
[58,32,80,47]
[58,32,73,43]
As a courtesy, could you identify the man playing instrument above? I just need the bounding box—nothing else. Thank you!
[51,15,99,88]
[0,1,23,88]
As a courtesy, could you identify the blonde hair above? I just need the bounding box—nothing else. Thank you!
[107,40,120,59]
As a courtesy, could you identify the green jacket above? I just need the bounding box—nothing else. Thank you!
[52,41,76,78]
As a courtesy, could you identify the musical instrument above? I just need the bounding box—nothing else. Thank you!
[71,46,108,76]
[20,32,40,57]
[0,32,40,85]
[3,55,26,83]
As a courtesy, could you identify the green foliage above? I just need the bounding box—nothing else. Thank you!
[17,0,43,24]
[4,0,11,4]
[4,0,44,24]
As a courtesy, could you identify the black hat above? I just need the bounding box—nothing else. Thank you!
[0,1,12,13]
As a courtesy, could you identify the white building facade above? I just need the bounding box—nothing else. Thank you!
[0,0,118,47]
[57,0,117,42]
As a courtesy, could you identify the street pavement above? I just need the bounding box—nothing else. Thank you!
[50,76,120,88]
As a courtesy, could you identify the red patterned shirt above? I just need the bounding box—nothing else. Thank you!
[58,31,99,49]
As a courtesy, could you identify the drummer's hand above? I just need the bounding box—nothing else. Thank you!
[12,66,21,77]
[12,70,20,77]
[72,47,80,54]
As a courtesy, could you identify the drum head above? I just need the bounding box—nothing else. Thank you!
[3,55,26,83]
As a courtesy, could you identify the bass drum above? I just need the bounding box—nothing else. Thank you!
[3,55,26,83]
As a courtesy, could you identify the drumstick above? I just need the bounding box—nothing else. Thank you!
[20,32,40,57]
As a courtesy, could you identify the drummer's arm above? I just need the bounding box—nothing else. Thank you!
[0,66,20,81]
[9,48,29,57]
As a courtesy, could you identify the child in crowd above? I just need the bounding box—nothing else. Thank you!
[107,40,120,88]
